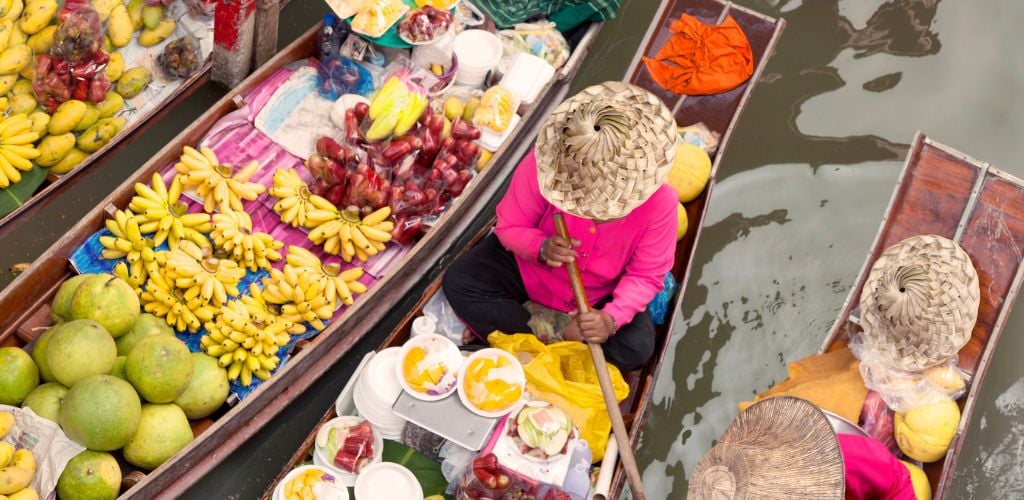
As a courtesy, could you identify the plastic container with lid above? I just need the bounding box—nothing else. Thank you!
[499,52,555,105]
[411,315,438,337]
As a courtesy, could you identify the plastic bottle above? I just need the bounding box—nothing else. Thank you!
[317,13,341,60]
[561,439,593,500]
[411,316,437,337]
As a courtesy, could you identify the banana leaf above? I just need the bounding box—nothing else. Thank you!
[0,165,47,218]
[381,440,451,499]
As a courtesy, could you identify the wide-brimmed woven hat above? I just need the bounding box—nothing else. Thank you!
[688,396,845,499]
[859,235,980,372]
[534,81,677,220]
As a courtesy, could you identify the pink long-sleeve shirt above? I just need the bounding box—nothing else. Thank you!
[494,150,678,331]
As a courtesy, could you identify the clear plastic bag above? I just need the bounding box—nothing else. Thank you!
[497,22,571,74]
[472,85,516,134]
[158,35,203,80]
[317,56,375,100]
[678,122,721,156]
[849,334,969,412]
[423,289,468,345]
[53,7,103,62]
[859,390,899,456]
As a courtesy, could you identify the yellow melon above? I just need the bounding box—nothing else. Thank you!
[667,143,711,202]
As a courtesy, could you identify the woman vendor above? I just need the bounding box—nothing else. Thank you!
[442,81,679,370]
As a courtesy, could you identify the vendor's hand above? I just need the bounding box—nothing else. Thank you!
[540,236,579,267]
[576,310,615,344]
[563,319,583,342]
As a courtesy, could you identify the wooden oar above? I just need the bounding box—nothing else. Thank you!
[552,213,646,500]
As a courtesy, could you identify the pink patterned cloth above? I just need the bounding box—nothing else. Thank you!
[838,434,917,500]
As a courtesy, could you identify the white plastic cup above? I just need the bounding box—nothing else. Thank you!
[453,29,502,88]
[411,315,437,337]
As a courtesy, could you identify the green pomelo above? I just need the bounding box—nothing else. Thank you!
[123,403,194,470]
[0,347,39,405]
[116,313,173,356]
[173,353,229,419]
[31,327,57,382]
[57,450,122,500]
[60,375,141,451]
[109,356,127,380]
[69,274,140,337]
[126,336,193,403]
[47,319,116,387]
[22,382,69,423]
[51,274,98,323]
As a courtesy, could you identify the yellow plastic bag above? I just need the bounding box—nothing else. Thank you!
[489,332,629,462]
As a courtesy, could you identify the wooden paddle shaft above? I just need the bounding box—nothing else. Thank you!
[552,214,646,500]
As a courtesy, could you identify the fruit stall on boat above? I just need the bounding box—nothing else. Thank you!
[0,1,604,498]
[0,0,218,230]
[262,1,786,499]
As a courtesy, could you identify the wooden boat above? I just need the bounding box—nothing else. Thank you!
[265,1,786,498]
[819,133,1024,498]
[0,17,603,500]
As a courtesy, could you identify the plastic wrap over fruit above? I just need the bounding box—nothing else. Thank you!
[158,36,202,79]
[183,0,216,18]
[53,8,104,62]
[859,390,899,456]
[472,85,515,133]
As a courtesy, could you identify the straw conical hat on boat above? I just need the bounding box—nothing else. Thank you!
[688,396,845,499]
[534,81,677,220]
[858,234,980,372]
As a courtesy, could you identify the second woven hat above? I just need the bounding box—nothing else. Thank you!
[859,234,980,371]
[534,81,677,220]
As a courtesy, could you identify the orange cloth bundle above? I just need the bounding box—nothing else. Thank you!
[643,14,754,96]
[739,347,868,423]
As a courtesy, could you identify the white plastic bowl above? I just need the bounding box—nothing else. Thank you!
[457,348,526,418]
[453,29,502,87]
[354,462,424,500]
[395,333,463,401]
[313,416,384,486]
[273,465,349,500]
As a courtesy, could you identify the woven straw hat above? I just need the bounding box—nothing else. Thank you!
[688,396,845,499]
[534,81,677,220]
[859,235,980,372]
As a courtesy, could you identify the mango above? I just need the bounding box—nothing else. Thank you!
[9,487,40,500]
[48,100,87,135]
[96,92,123,118]
[17,56,32,80]
[0,449,35,494]
[141,4,163,30]
[77,117,125,153]
[72,104,99,132]
[115,67,151,98]
[127,0,144,31]
[107,5,132,48]
[0,20,13,53]
[0,44,31,74]
[102,35,112,54]
[7,92,33,114]
[49,147,87,175]
[105,51,124,82]
[0,73,16,95]
[36,132,74,167]
[8,22,25,46]
[25,23,54,54]
[90,0,117,21]
[138,18,174,47]
[18,0,56,35]
[0,96,8,112]
[27,110,47,135]
[10,78,29,95]
[0,0,23,24]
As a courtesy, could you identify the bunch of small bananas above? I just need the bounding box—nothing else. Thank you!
[0,113,41,188]
[306,205,394,263]
[210,210,284,271]
[269,168,321,228]
[285,246,367,306]
[175,145,265,213]
[129,172,212,250]
[160,240,245,308]
[260,266,336,331]
[240,283,307,335]
[200,299,290,386]
[99,209,163,291]
[140,273,218,333]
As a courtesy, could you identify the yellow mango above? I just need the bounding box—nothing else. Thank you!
[48,147,86,174]
[0,97,8,112]
[107,5,132,48]
[24,23,52,53]
[138,18,174,47]
[16,56,31,80]
[26,110,47,135]
[90,0,116,21]
[35,132,73,166]
[126,0,143,31]
[0,20,13,52]
[72,104,99,133]
[141,4,162,30]
[0,449,34,494]
[8,488,39,500]
[76,116,125,153]
[10,78,29,95]
[95,91,123,118]
[115,67,151,98]
[0,442,12,467]
[17,0,56,35]
[0,44,31,74]
[7,92,33,114]
[0,0,22,23]
[105,51,124,82]
[0,73,16,95]
[48,99,86,135]
[7,22,24,46]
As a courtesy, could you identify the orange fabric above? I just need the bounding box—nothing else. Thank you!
[642,14,754,96]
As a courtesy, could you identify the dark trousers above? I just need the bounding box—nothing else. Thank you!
[442,234,656,370]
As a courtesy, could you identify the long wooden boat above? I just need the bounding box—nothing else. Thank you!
[819,133,1024,499]
[0,16,603,500]
[266,1,786,498]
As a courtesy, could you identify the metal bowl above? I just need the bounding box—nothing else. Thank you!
[822,409,870,438]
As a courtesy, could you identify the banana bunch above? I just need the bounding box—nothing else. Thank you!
[0,113,40,188]
[160,240,245,308]
[270,168,322,228]
[306,205,394,263]
[285,246,367,306]
[99,209,164,291]
[129,172,212,250]
[140,272,218,333]
[174,145,266,213]
[260,266,336,331]
[210,210,283,271]
[200,299,289,386]
[240,283,306,335]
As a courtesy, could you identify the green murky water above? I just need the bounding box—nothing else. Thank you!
[2,0,1022,498]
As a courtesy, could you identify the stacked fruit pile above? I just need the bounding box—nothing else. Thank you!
[0,273,231,498]
[0,412,38,500]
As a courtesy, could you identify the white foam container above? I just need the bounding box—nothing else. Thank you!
[499,52,555,105]
[354,462,424,500]
[452,29,502,87]
[272,465,349,500]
